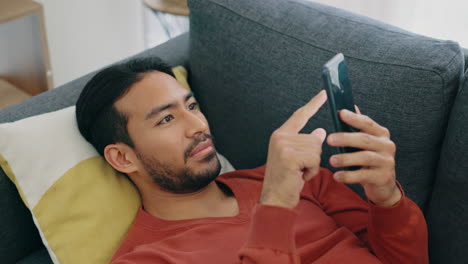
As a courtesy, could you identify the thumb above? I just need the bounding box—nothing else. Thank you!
[311,128,327,143]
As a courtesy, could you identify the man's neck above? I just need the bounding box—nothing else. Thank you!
[140,181,239,221]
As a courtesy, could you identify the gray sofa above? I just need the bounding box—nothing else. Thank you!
[1,0,467,263]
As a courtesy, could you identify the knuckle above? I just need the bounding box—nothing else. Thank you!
[364,116,375,128]
[271,130,281,140]
[276,138,286,147]
[271,130,285,143]
[387,141,397,154]
[278,147,294,160]
[274,140,285,151]
[366,151,377,164]
[382,127,391,138]
[362,133,373,145]
[385,156,395,168]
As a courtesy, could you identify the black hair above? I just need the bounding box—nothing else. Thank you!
[76,57,175,155]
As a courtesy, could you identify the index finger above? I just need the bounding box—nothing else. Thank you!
[279,90,327,133]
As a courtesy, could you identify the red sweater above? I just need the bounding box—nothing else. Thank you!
[111,166,428,263]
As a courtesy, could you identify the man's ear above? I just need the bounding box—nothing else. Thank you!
[103,143,138,174]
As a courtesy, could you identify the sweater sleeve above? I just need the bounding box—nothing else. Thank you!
[238,204,301,263]
[308,168,429,264]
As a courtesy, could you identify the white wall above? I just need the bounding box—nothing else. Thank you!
[309,0,468,48]
[38,0,467,87]
[36,0,145,87]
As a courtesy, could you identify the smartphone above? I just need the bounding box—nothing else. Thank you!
[322,53,359,155]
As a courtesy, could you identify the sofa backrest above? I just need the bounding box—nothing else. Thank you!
[427,68,468,263]
[1,0,466,262]
[188,0,464,211]
[0,34,190,263]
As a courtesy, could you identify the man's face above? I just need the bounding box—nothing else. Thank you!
[114,71,221,194]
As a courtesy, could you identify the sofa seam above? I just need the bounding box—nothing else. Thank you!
[199,0,462,133]
[195,0,464,152]
[200,0,459,77]
[423,51,464,213]
[438,52,460,127]
[291,0,462,102]
[290,0,429,40]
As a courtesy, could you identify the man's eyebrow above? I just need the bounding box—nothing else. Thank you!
[144,91,194,121]
[184,91,194,102]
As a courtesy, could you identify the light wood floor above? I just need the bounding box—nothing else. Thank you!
[0,79,31,109]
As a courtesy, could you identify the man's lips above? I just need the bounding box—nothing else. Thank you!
[189,139,214,157]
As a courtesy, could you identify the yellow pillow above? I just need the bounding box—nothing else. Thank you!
[0,67,234,264]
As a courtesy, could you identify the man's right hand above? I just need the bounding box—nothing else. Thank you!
[260,90,328,209]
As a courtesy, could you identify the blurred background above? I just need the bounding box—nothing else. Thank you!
[38,0,468,87]
[1,0,467,108]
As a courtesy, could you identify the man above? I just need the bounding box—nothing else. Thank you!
[76,57,428,263]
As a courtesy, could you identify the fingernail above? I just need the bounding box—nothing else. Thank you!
[330,156,338,166]
[328,135,335,144]
[334,172,342,181]
[314,128,327,142]
[320,90,328,100]
[354,105,360,113]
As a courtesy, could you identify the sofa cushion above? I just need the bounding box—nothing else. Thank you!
[188,0,464,209]
[17,248,52,264]
[427,71,468,264]
[0,174,43,263]
[0,33,190,264]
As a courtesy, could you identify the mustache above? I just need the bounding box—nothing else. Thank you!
[184,133,215,162]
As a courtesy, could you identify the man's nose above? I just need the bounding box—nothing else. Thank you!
[184,111,208,138]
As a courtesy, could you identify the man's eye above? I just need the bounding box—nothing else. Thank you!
[188,102,199,110]
[158,115,174,125]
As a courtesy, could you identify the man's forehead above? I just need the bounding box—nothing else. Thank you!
[114,71,188,116]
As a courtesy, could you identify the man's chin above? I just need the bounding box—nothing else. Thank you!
[170,157,222,194]
[192,151,221,176]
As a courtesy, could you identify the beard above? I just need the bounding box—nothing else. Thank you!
[135,133,221,194]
